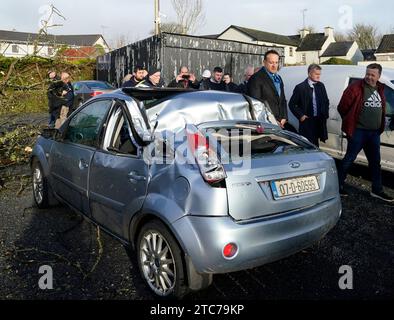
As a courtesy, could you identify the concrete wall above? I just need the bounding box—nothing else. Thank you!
[375,53,394,61]
[0,42,54,58]
[296,50,320,65]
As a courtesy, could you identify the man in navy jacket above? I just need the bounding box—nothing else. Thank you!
[289,64,329,146]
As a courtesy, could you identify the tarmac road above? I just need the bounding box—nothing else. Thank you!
[0,162,393,300]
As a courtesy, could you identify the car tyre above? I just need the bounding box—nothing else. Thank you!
[136,220,189,299]
[32,159,50,208]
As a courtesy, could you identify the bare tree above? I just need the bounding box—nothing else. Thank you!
[150,22,184,35]
[347,23,382,49]
[33,5,66,56]
[297,25,317,34]
[111,34,130,49]
[334,32,349,42]
[171,0,205,35]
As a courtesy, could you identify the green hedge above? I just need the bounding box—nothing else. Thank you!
[321,57,354,65]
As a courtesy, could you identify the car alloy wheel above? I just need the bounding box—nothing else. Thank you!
[140,230,176,295]
[32,160,49,208]
[137,220,188,298]
[33,166,43,204]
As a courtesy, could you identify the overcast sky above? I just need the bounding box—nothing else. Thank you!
[1,0,393,48]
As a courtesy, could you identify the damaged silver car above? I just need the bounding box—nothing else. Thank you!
[31,87,341,298]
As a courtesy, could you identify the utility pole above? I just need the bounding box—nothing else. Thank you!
[301,9,307,30]
[154,0,160,35]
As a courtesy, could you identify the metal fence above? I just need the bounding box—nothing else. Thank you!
[96,33,285,87]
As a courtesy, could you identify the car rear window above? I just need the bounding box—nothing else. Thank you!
[202,125,316,161]
[85,81,113,90]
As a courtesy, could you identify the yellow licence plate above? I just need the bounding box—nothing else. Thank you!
[270,175,320,199]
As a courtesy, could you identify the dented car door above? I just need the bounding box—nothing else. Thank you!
[89,99,149,238]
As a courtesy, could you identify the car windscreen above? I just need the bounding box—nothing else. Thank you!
[201,125,316,162]
[85,81,113,90]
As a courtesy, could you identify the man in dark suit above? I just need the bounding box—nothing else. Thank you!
[288,64,330,146]
[247,50,288,128]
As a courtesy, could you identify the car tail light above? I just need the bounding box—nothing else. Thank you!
[90,91,104,97]
[223,243,238,258]
[187,126,226,184]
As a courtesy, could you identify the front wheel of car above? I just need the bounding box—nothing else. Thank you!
[32,159,49,208]
[137,220,188,299]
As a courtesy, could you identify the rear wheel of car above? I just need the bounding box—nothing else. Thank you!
[32,159,49,208]
[136,220,188,298]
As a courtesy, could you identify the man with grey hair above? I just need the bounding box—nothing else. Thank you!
[238,65,254,94]
[289,64,329,146]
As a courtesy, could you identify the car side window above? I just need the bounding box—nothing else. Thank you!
[64,99,112,147]
[109,112,138,156]
[73,82,81,91]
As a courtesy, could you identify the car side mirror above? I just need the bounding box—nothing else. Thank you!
[41,127,59,139]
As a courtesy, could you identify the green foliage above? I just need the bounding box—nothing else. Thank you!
[321,58,354,65]
[0,124,43,166]
[0,55,96,115]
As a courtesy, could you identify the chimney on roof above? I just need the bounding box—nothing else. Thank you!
[300,29,310,39]
[324,26,334,39]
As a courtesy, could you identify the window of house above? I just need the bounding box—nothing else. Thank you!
[12,45,19,53]
[289,47,294,57]
[302,53,306,64]
[48,47,54,55]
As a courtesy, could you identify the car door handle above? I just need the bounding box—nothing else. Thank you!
[128,171,146,183]
[78,159,89,170]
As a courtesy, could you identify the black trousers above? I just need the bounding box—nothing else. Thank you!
[299,116,321,146]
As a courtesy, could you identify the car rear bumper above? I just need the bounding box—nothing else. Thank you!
[172,196,341,274]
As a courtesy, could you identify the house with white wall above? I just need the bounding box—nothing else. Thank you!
[215,25,363,66]
[295,27,336,64]
[319,41,363,64]
[374,34,394,68]
[0,29,110,58]
[217,25,299,65]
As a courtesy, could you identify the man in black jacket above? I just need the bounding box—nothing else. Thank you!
[247,50,288,128]
[167,66,199,89]
[223,73,240,93]
[47,71,67,128]
[122,65,148,87]
[288,64,329,146]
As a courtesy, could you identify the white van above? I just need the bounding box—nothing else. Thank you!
[279,65,394,172]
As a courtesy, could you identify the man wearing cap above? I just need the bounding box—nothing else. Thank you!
[199,69,211,90]
[146,68,165,88]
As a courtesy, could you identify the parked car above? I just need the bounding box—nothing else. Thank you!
[31,88,341,298]
[72,80,115,109]
[279,65,394,172]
